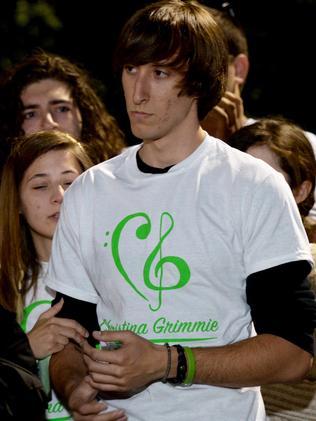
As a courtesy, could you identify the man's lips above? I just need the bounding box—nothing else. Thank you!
[130,110,153,119]
[49,212,60,221]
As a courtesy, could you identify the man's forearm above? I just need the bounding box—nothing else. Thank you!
[49,342,88,404]
[193,334,312,388]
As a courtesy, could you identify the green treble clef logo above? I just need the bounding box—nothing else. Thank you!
[110,212,190,311]
[144,212,190,311]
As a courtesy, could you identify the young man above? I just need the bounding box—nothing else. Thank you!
[0,49,126,169]
[201,5,316,218]
[46,1,316,420]
[201,5,249,140]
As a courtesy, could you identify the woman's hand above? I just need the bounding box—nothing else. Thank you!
[27,298,88,359]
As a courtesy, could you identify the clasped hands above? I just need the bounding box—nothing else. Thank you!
[82,330,165,396]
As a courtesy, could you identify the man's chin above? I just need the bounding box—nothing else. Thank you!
[130,125,147,141]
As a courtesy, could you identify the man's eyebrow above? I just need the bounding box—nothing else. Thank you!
[153,60,174,67]
[22,99,73,110]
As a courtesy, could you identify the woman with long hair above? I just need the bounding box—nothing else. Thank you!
[0,130,126,421]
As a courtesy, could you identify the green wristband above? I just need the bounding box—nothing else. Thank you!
[183,347,196,386]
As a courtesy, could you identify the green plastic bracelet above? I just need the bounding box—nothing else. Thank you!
[183,347,196,386]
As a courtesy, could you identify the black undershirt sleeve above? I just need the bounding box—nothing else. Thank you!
[51,292,100,347]
[246,260,316,355]
[52,261,316,353]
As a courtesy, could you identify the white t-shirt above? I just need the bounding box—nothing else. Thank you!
[22,262,73,421]
[46,134,312,421]
[245,117,316,219]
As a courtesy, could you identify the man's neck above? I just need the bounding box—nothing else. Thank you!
[136,151,173,173]
[139,126,205,168]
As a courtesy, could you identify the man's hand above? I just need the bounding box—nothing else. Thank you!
[202,77,245,141]
[82,330,167,394]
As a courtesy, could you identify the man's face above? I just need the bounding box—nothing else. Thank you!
[20,79,83,139]
[122,63,196,142]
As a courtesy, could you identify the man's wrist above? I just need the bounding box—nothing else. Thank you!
[165,345,196,386]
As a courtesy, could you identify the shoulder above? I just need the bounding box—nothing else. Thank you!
[201,136,293,216]
[205,133,285,184]
[66,145,139,192]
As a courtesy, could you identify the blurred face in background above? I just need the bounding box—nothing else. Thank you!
[20,79,82,139]
[246,143,290,183]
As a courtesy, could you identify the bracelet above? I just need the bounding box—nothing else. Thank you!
[183,347,196,386]
[167,344,187,385]
[161,343,171,383]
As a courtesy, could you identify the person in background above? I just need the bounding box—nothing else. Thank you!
[0,49,126,171]
[0,303,47,421]
[45,1,315,420]
[201,4,249,140]
[227,116,316,420]
[202,5,316,219]
[0,130,125,421]
[227,116,316,242]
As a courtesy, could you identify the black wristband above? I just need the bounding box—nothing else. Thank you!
[167,344,187,385]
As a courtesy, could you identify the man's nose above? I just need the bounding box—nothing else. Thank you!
[42,112,59,130]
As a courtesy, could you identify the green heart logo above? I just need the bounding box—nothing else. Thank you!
[108,212,191,312]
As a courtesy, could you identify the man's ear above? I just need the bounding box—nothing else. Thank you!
[293,180,313,204]
[232,53,249,85]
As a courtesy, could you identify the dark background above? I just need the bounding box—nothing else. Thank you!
[1,0,316,145]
